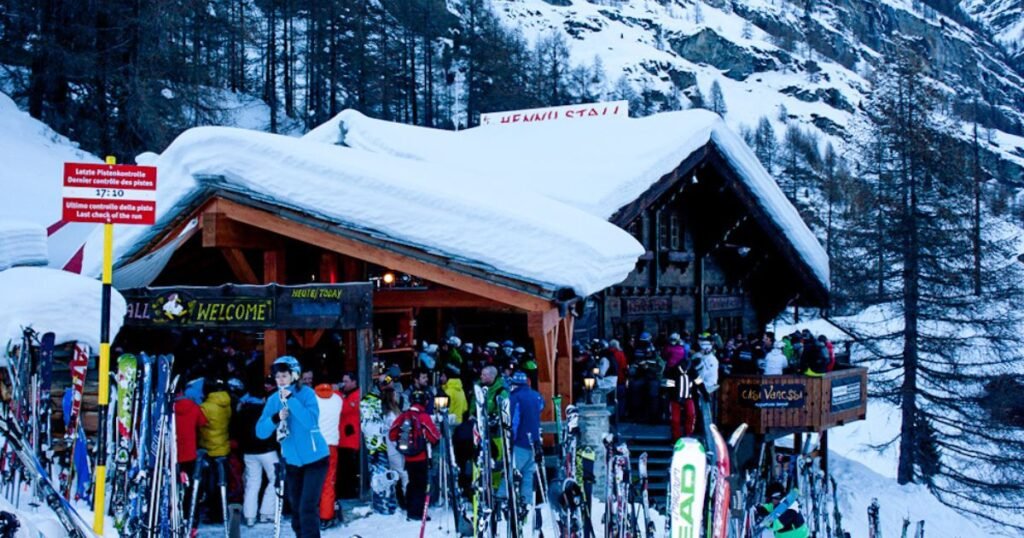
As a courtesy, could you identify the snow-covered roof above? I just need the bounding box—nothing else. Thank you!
[0,266,127,349]
[0,220,48,271]
[306,109,830,291]
[80,127,644,297]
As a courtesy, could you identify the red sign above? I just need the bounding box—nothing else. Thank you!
[61,163,157,225]
[480,100,628,126]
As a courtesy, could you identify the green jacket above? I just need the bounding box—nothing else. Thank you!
[760,502,809,538]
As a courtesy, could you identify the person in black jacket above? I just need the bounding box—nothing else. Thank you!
[234,376,281,527]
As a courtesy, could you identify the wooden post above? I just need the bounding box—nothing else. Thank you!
[821,430,829,475]
[319,252,338,283]
[556,315,574,409]
[264,249,286,372]
[356,327,372,501]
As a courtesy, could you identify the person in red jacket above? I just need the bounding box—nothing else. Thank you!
[388,391,440,521]
[175,386,209,530]
[336,371,362,499]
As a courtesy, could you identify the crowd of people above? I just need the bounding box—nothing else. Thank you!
[571,328,841,439]
[168,328,836,538]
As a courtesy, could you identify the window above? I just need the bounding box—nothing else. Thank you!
[670,213,681,250]
[658,214,669,249]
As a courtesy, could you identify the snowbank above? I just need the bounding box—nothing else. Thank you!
[0,266,126,349]
[81,127,644,296]
[0,91,101,272]
[314,108,829,290]
[0,221,47,270]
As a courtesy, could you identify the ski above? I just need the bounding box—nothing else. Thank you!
[708,425,730,538]
[35,332,55,475]
[668,437,706,538]
[61,343,90,501]
[110,353,138,531]
[500,395,521,538]
[638,452,654,538]
[0,411,95,537]
[473,383,495,538]
[273,462,284,538]
[830,475,847,538]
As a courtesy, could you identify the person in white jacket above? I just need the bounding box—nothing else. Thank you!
[314,382,343,528]
[696,337,719,394]
[763,341,789,376]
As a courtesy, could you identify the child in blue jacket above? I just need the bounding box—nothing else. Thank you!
[257,356,329,538]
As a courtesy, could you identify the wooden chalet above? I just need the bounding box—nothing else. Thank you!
[110,188,579,413]
[583,143,829,344]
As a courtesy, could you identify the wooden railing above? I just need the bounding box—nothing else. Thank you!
[718,366,868,435]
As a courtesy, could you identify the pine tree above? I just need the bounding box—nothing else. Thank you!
[844,49,1024,528]
[709,79,727,115]
[753,116,777,175]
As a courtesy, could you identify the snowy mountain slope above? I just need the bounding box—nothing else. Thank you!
[483,0,1024,179]
[960,0,1024,64]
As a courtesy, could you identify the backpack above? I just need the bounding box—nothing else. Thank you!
[396,412,427,457]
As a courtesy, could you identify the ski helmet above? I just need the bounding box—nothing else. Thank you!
[639,332,653,342]
[271,355,302,378]
[447,335,462,347]
[669,332,682,344]
[510,371,529,385]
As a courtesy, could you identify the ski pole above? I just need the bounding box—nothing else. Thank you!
[420,457,431,538]
[217,457,229,538]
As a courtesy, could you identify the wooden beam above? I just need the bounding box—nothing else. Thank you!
[530,307,575,421]
[319,252,338,284]
[264,248,287,371]
[556,315,574,407]
[220,248,259,284]
[215,198,553,312]
[373,289,511,310]
[203,211,283,249]
[289,329,325,349]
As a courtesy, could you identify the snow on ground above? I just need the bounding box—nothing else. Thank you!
[197,498,666,538]
[0,266,126,350]
[830,451,1001,538]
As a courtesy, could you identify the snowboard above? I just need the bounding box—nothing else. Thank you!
[360,393,396,514]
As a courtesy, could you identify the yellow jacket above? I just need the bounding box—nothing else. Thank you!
[443,378,468,424]
[199,391,232,457]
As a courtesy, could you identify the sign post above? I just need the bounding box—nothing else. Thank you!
[62,158,156,535]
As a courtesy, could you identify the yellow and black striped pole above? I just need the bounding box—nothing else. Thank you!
[92,155,116,535]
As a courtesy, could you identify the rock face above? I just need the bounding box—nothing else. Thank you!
[489,0,1024,184]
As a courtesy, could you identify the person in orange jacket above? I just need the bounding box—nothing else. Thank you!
[337,371,361,499]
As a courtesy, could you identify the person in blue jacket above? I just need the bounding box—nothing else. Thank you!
[509,370,544,504]
[257,356,329,538]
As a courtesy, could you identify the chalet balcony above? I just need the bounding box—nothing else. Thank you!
[718,366,868,436]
